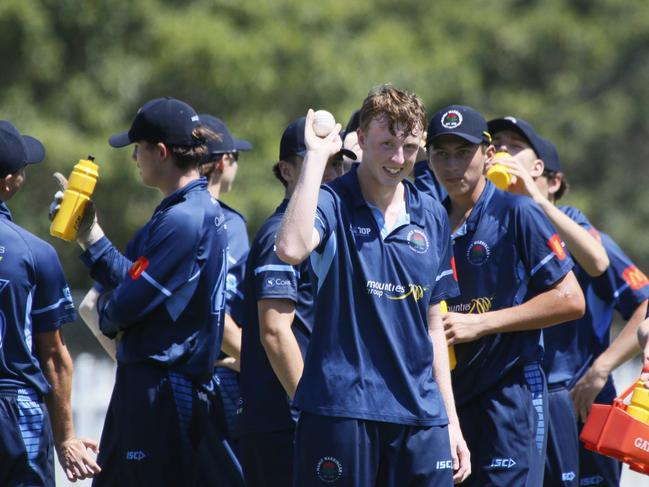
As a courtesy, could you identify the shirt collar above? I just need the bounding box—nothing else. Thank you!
[0,201,13,221]
[443,180,496,235]
[155,177,207,213]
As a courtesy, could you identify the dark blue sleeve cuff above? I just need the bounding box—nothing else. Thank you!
[79,236,113,268]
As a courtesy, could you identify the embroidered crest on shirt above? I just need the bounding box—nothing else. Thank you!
[407,229,429,254]
[316,456,342,483]
[467,240,490,265]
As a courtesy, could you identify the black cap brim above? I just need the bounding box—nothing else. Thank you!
[428,131,483,146]
[108,131,133,148]
[339,148,357,160]
[234,139,252,152]
[22,135,45,164]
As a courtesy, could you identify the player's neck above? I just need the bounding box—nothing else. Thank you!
[447,177,486,232]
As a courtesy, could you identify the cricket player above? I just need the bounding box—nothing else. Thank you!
[487,117,649,486]
[0,120,100,485]
[55,97,240,486]
[423,105,585,486]
[239,115,352,485]
[277,85,470,486]
[199,113,252,446]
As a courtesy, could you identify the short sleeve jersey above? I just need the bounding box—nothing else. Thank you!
[220,201,249,325]
[239,200,314,436]
[436,182,574,405]
[293,166,459,426]
[0,212,76,395]
[542,206,649,386]
[81,178,228,382]
[413,160,448,202]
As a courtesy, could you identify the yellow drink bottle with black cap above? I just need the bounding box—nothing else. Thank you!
[627,381,649,423]
[440,300,457,370]
[50,155,99,241]
[486,151,513,190]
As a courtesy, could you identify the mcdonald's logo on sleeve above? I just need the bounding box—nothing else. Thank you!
[622,265,649,291]
[129,256,150,280]
[548,234,567,261]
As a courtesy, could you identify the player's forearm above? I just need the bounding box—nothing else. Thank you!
[429,306,461,425]
[221,314,242,360]
[276,151,328,265]
[41,349,75,449]
[481,272,585,335]
[594,300,648,375]
[537,199,609,277]
[260,326,304,399]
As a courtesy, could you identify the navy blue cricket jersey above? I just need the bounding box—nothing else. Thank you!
[413,160,447,202]
[293,166,459,426]
[543,206,649,387]
[80,178,228,382]
[239,200,314,436]
[221,202,249,325]
[0,207,76,395]
[437,182,574,405]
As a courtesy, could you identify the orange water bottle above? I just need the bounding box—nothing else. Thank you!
[50,156,99,241]
[440,300,456,370]
[486,152,513,190]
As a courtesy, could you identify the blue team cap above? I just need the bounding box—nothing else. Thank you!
[487,116,549,159]
[343,109,361,140]
[279,116,357,162]
[537,137,561,172]
[427,105,492,146]
[0,120,45,177]
[199,114,252,158]
[109,97,203,148]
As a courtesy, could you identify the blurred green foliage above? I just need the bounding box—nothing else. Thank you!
[2,0,649,288]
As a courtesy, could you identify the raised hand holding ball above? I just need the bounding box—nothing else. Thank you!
[313,110,336,137]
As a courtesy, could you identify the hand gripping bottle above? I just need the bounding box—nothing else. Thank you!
[50,156,99,241]
[440,300,457,370]
[486,152,513,190]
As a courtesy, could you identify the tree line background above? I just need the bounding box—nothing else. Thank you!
[2,0,649,289]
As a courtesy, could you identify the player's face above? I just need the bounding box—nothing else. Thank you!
[132,141,161,187]
[322,155,344,183]
[220,153,239,193]
[429,135,488,198]
[357,117,422,188]
[491,130,537,172]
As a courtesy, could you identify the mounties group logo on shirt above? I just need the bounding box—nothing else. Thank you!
[316,456,342,483]
[623,265,649,291]
[366,280,428,301]
[547,234,567,261]
[407,229,429,254]
[441,110,463,129]
[467,240,490,265]
[449,296,493,314]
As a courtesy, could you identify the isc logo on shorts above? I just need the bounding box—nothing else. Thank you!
[488,457,516,469]
[435,460,453,470]
[125,450,146,461]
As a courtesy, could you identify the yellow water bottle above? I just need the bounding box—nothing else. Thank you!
[627,381,649,423]
[440,300,457,370]
[50,156,99,241]
[486,151,513,190]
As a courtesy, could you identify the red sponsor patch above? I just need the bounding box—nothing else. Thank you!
[451,256,458,281]
[548,234,567,261]
[622,265,649,291]
[128,256,149,280]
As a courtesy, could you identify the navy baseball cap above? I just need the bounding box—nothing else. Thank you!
[0,121,45,177]
[279,116,357,162]
[343,109,361,139]
[538,137,561,172]
[427,105,492,146]
[199,114,252,158]
[487,116,549,160]
[109,97,203,148]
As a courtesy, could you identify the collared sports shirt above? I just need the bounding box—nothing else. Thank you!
[437,181,574,405]
[80,178,228,382]
[220,201,249,325]
[543,206,649,387]
[413,160,447,202]
[293,166,459,426]
[0,214,76,395]
[239,199,314,435]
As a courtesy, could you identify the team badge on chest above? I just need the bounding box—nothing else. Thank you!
[467,240,490,265]
[407,229,429,254]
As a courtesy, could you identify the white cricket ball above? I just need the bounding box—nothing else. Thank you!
[313,110,336,137]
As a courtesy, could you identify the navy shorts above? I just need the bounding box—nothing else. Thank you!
[240,427,295,487]
[577,377,621,487]
[458,363,548,487]
[92,362,244,487]
[0,389,54,487]
[293,412,453,486]
[545,385,579,486]
[214,366,241,442]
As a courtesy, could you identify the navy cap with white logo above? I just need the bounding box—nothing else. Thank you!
[109,97,203,148]
[279,116,357,162]
[0,121,45,177]
[427,105,492,146]
[487,116,549,159]
[199,114,252,157]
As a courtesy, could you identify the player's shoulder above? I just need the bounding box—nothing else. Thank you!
[558,205,592,226]
[219,200,247,224]
[406,178,447,223]
[0,219,58,260]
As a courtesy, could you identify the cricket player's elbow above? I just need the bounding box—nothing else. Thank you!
[275,240,307,265]
[560,285,585,321]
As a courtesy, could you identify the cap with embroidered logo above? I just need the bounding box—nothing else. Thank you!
[427,105,492,146]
